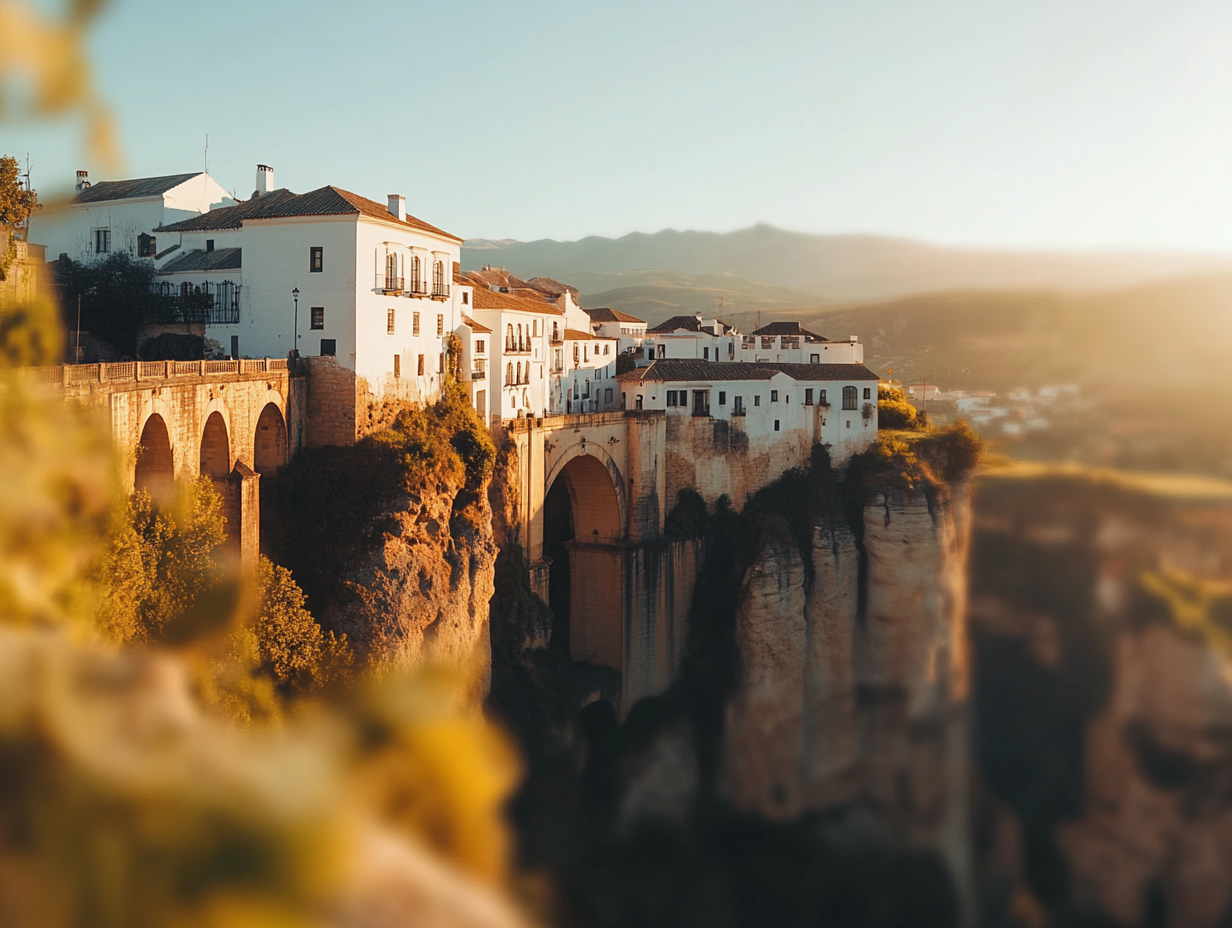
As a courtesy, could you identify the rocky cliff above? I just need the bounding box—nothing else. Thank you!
[971,467,1232,928]
[720,481,973,912]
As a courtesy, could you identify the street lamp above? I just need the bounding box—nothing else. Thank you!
[291,287,300,359]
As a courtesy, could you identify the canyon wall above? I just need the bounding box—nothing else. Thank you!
[720,482,973,912]
[971,468,1232,928]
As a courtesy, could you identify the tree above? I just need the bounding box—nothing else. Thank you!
[877,382,925,430]
[0,154,38,279]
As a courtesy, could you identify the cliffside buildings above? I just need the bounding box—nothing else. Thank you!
[616,360,880,461]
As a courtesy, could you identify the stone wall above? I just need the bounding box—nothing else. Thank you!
[301,356,359,447]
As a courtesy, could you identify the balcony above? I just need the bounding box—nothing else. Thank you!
[406,279,427,296]
[431,284,451,301]
[504,339,531,355]
[549,332,563,345]
[471,370,485,381]
[378,275,404,294]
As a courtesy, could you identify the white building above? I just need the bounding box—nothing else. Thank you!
[642,313,740,364]
[31,170,237,262]
[152,166,466,400]
[617,360,881,461]
[583,306,647,354]
[467,282,557,422]
[737,321,864,364]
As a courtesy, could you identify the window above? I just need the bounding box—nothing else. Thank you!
[604,344,610,355]
[439,352,445,374]
[820,389,827,405]
[387,308,396,335]
[410,255,421,290]
[754,395,761,407]
[805,388,814,405]
[863,387,872,400]
[393,354,400,378]
[842,386,858,410]
[771,390,778,402]
[205,239,215,252]
[505,362,512,385]
[413,312,420,336]
[733,396,744,414]
[320,339,336,356]
[605,387,613,403]
[774,420,780,431]
[94,229,110,254]
[533,320,539,337]
[657,344,665,359]
[385,252,398,288]
[810,353,820,363]
[667,391,678,407]
[310,246,323,272]
[462,292,469,305]
[432,260,445,294]
[417,354,425,375]
[476,339,485,354]
[138,233,156,257]
[310,307,324,330]
[846,420,851,429]
[516,362,522,384]
[636,395,643,410]
[437,314,443,336]
[718,391,726,406]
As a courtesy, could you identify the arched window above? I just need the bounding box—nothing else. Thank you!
[842,386,858,410]
[505,362,513,385]
[433,260,444,293]
[411,255,421,291]
[506,324,514,351]
[517,324,523,351]
[516,361,522,384]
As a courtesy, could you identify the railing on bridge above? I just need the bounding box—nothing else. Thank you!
[146,280,241,325]
[1,357,291,387]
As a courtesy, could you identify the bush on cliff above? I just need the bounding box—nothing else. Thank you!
[268,382,495,615]
[876,383,925,430]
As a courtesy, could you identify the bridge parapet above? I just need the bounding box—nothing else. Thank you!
[4,357,291,391]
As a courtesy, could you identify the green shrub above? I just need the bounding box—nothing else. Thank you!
[876,383,924,430]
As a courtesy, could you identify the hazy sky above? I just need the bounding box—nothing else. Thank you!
[10,0,1232,250]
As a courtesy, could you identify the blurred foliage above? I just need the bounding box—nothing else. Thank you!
[0,1,119,168]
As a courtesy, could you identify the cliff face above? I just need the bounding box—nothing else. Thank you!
[329,465,498,688]
[720,484,972,902]
[971,469,1232,928]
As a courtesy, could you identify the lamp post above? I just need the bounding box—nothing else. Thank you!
[291,287,300,360]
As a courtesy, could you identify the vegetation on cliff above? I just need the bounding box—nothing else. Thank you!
[268,381,495,617]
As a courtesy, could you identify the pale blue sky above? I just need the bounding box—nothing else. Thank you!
[10,0,1232,250]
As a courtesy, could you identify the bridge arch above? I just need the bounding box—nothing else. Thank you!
[254,402,287,474]
[134,413,174,504]
[543,444,627,673]
[200,410,232,477]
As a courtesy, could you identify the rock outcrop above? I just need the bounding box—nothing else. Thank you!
[720,483,973,909]
[330,461,498,691]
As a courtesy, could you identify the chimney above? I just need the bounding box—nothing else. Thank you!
[387,194,406,222]
[253,164,274,197]
[75,170,89,192]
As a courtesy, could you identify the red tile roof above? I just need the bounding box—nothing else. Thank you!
[564,328,615,341]
[461,315,492,334]
[159,186,462,241]
[584,306,645,324]
[648,315,736,335]
[470,285,562,315]
[751,321,828,341]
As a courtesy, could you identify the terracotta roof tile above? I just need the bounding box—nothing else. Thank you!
[470,286,563,315]
[584,306,645,324]
[158,247,242,273]
[461,315,492,334]
[564,329,614,340]
[648,314,735,335]
[159,185,462,241]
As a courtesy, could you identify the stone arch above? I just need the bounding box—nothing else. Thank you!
[134,413,174,503]
[544,442,629,538]
[200,411,231,477]
[253,402,287,475]
[543,444,628,673]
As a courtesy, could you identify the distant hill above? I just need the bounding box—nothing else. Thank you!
[463,225,1232,304]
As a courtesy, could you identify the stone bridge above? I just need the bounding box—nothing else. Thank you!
[13,359,306,563]
[506,412,704,711]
